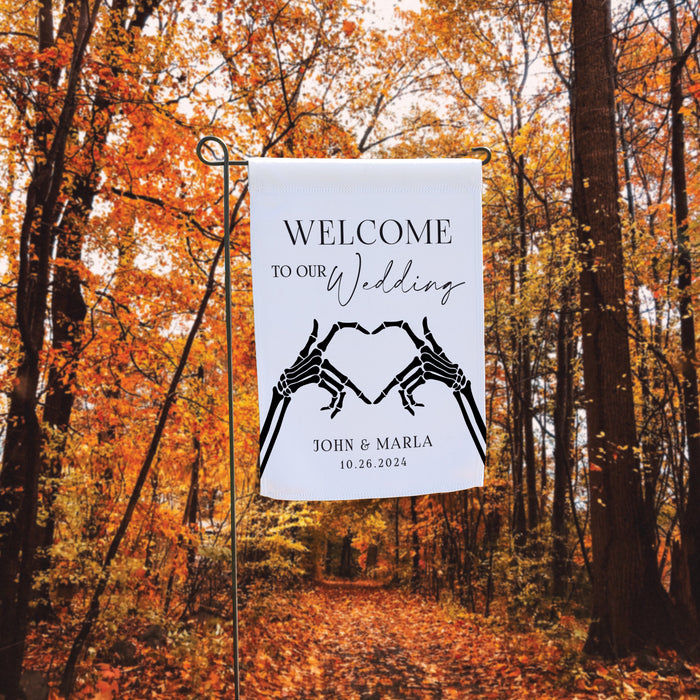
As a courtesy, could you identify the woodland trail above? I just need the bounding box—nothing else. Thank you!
[24,580,700,698]
[241,581,509,699]
[238,582,698,699]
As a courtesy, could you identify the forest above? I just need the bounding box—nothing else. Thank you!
[0,0,699,697]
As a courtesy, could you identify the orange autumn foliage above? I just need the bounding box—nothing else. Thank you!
[0,0,699,696]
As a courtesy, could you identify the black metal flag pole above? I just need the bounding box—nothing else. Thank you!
[196,136,246,700]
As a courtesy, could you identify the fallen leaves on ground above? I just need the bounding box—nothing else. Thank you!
[240,582,700,699]
[25,582,700,698]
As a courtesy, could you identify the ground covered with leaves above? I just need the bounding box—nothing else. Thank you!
[27,582,700,699]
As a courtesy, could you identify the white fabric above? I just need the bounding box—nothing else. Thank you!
[249,158,485,501]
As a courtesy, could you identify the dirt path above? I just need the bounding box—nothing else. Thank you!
[310,583,477,699]
[239,582,563,699]
[238,582,699,699]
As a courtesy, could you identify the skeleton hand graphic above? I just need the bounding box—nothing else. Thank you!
[373,317,486,463]
[259,320,371,476]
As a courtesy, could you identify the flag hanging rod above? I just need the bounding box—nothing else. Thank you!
[197,142,493,167]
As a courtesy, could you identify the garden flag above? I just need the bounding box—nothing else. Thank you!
[249,158,486,501]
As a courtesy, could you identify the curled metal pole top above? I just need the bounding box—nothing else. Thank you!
[196,136,492,167]
[196,136,247,167]
[470,146,491,165]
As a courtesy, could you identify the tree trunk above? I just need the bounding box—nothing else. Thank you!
[618,105,665,547]
[33,184,90,621]
[551,288,575,597]
[410,496,421,591]
[186,437,201,581]
[510,398,527,548]
[32,0,164,624]
[392,498,400,583]
[340,533,354,579]
[0,3,99,694]
[571,0,680,656]
[666,1,700,622]
[509,246,527,548]
[164,434,201,615]
[515,153,539,533]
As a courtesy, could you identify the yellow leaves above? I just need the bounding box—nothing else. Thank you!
[512,122,534,158]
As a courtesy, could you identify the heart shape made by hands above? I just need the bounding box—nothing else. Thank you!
[322,321,419,403]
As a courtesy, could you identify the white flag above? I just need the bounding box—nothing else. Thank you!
[249,158,485,501]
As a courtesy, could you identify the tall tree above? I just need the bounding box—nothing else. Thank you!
[612,0,696,606]
[666,0,700,620]
[35,0,163,618]
[0,0,100,695]
[571,0,680,656]
[551,281,576,596]
[420,0,564,543]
